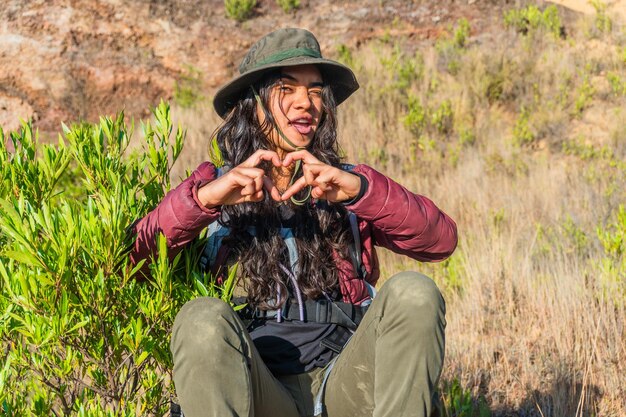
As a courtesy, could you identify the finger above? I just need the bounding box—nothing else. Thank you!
[253,173,263,193]
[302,163,339,188]
[282,149,320,167]
[240,180,260,196]
[316,181,331,191]
[234,166,265,176]
[311,186,326,200]
[230,168,264,192]
[242,150,282,168]
[248,190,265,202]
[301,162,318,186]
[309,168,333,187]
[280,176,308,201]
[229,171,261,196]
[228,171,252,188]
[263,176,282,202]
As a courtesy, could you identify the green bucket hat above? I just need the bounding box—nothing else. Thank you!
[213,28,359,118]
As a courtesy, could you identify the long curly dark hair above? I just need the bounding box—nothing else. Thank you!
[214,69,354,310]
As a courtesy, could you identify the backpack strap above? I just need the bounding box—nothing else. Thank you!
[198,221,230,273]
[348,211,367,280]
[341,163,367,281]
[281,227,300,274]
[215,165,229,177]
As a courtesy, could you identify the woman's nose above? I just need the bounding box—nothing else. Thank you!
[293,87,312,110]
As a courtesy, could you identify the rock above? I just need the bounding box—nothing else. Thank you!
[0,95,34,131]
[0,0,500,135]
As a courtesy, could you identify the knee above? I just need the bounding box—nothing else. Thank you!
[379,272,446,327]
[171,297,240,359]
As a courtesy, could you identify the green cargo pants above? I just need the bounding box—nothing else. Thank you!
[171,271,446,417]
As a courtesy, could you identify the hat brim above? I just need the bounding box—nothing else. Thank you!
[213,56,359,119]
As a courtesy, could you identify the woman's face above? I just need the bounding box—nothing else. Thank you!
[259,64,324,155]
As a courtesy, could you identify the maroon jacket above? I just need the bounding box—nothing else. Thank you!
[131,162,458,305]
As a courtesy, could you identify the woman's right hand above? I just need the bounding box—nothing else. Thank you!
[196,150,283,208]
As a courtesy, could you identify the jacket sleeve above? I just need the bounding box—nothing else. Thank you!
[345,164,457,262]
[130,161,221,270]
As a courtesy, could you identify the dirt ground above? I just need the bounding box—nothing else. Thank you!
[0,0,514,133]
[1,0,621,133]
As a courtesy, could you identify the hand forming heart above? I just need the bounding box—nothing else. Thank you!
[196,149,361,208]
[280,150,361,203]
[197,149,282,207]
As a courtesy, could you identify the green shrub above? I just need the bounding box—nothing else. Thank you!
[431,100,454,135]
[209,137,225,168]
[438,251,465,294]
[403,96,457,151]
[512,106,535,146]
[0,103,236,415]
[562,136,614,160]
[561,215,590,256]
[276,0,299,13]
[224,0,256,21]
[484,72,505,104]
[598,205,626,259]
[590,0,612,34]
[380,44,423,91]
[403,95,427,136]
[336,43,354,68]
[441,378,491,417]
[458,126,476,147]
[0,123,70,204]
[574,72,594,116]
[607,72,626,96]
[596,205,626,305]
[436,19,471,75]
[504,5,563,39]
[396,54,423,90]
[540,5,563,38]
[174,65,204,108]
[453,18,471,49]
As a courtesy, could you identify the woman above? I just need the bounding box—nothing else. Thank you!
[131,28,457,417]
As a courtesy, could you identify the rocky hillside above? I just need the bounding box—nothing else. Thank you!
[2,0,623,134]
[0,0,518,133]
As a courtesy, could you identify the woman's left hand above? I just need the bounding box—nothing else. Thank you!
[281,150,361,203]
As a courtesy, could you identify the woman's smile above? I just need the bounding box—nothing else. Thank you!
[289,116,314,135]
[259,64,324,152]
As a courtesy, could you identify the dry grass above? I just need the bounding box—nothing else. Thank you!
[168,8,626,416]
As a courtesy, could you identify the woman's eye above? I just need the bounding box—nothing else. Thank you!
[309,89,322,97]
[279,85,293,92]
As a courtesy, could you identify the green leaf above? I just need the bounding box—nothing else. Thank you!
[136,351,150,367]
[3,251,42,269]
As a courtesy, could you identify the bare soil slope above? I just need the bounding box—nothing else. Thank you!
[0,0,513,133]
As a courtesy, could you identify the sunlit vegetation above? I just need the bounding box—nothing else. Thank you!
[2,3,625,416]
